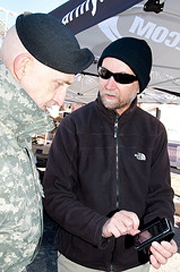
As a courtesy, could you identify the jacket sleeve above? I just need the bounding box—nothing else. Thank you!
[43,118,108,248]
[142,123,175,226]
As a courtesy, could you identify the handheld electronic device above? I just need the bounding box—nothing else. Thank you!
[134,217,175,251]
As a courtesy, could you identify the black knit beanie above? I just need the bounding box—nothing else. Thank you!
[98,37,152,92]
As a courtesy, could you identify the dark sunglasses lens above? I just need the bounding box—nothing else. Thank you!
[98,66,137,84]
[98,67,111,79]
[115,74,137,84]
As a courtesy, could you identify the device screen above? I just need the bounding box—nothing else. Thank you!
[134,218,170,249]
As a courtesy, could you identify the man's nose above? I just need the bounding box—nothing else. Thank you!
[105,76,117,89]
[53,86,68,107]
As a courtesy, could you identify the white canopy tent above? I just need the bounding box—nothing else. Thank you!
[50,0,180,104]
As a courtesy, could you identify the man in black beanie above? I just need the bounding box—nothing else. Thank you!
[0,12,94,272]
[43,37,177,272]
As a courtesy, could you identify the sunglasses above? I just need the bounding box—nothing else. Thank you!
[97,66,138,84]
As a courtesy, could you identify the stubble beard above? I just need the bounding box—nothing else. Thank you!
[100,91,137,113]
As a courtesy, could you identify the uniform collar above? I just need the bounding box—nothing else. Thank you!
[0,60,54,138]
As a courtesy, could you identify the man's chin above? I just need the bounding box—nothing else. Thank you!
[103,102,117,111]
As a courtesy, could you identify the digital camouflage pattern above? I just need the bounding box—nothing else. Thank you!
[0,60,54,272]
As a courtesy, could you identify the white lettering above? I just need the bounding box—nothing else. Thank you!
[129,16,156,39]
[91,0,103,16]
[165,32,180,49]
[85,0,90,13]
[151,26,169,43]
[129,16,180,51]
[61,8,76,24]
[75,4,83,18]
[91,0,98,16]
[62,12,71,24]
[62,0,105,25]
[92,0,104,16]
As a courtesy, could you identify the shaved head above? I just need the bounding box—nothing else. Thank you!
[0,26,29,75]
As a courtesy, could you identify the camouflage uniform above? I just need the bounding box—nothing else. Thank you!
[0,60,54,272]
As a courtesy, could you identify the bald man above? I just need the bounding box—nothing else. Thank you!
[0,12,94,272]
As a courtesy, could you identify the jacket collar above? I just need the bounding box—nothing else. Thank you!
[95,92,138,123]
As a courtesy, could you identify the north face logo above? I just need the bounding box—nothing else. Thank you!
[134,152,146,161]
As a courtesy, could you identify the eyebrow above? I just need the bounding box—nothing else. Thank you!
[65,80,73,86]
[55,79,73,86]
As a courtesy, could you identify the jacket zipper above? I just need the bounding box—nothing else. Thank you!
[110,113,120,272]
[114,113,120,209]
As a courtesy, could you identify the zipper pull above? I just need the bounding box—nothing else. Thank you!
[114,114,119,138]
[110,264,114,272]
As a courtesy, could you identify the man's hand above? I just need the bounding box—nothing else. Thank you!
[102,210,140,238]
[149,239,178,269]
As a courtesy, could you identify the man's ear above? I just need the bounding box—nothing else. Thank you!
[137,83,140,94]
[13,53,31,80]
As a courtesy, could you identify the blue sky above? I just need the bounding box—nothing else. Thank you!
[0,0,68,27]
[1,0,68,14]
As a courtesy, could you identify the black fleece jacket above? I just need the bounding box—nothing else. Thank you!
[43,95,174,272]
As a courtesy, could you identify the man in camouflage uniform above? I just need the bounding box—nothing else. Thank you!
[0,12,94,272]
